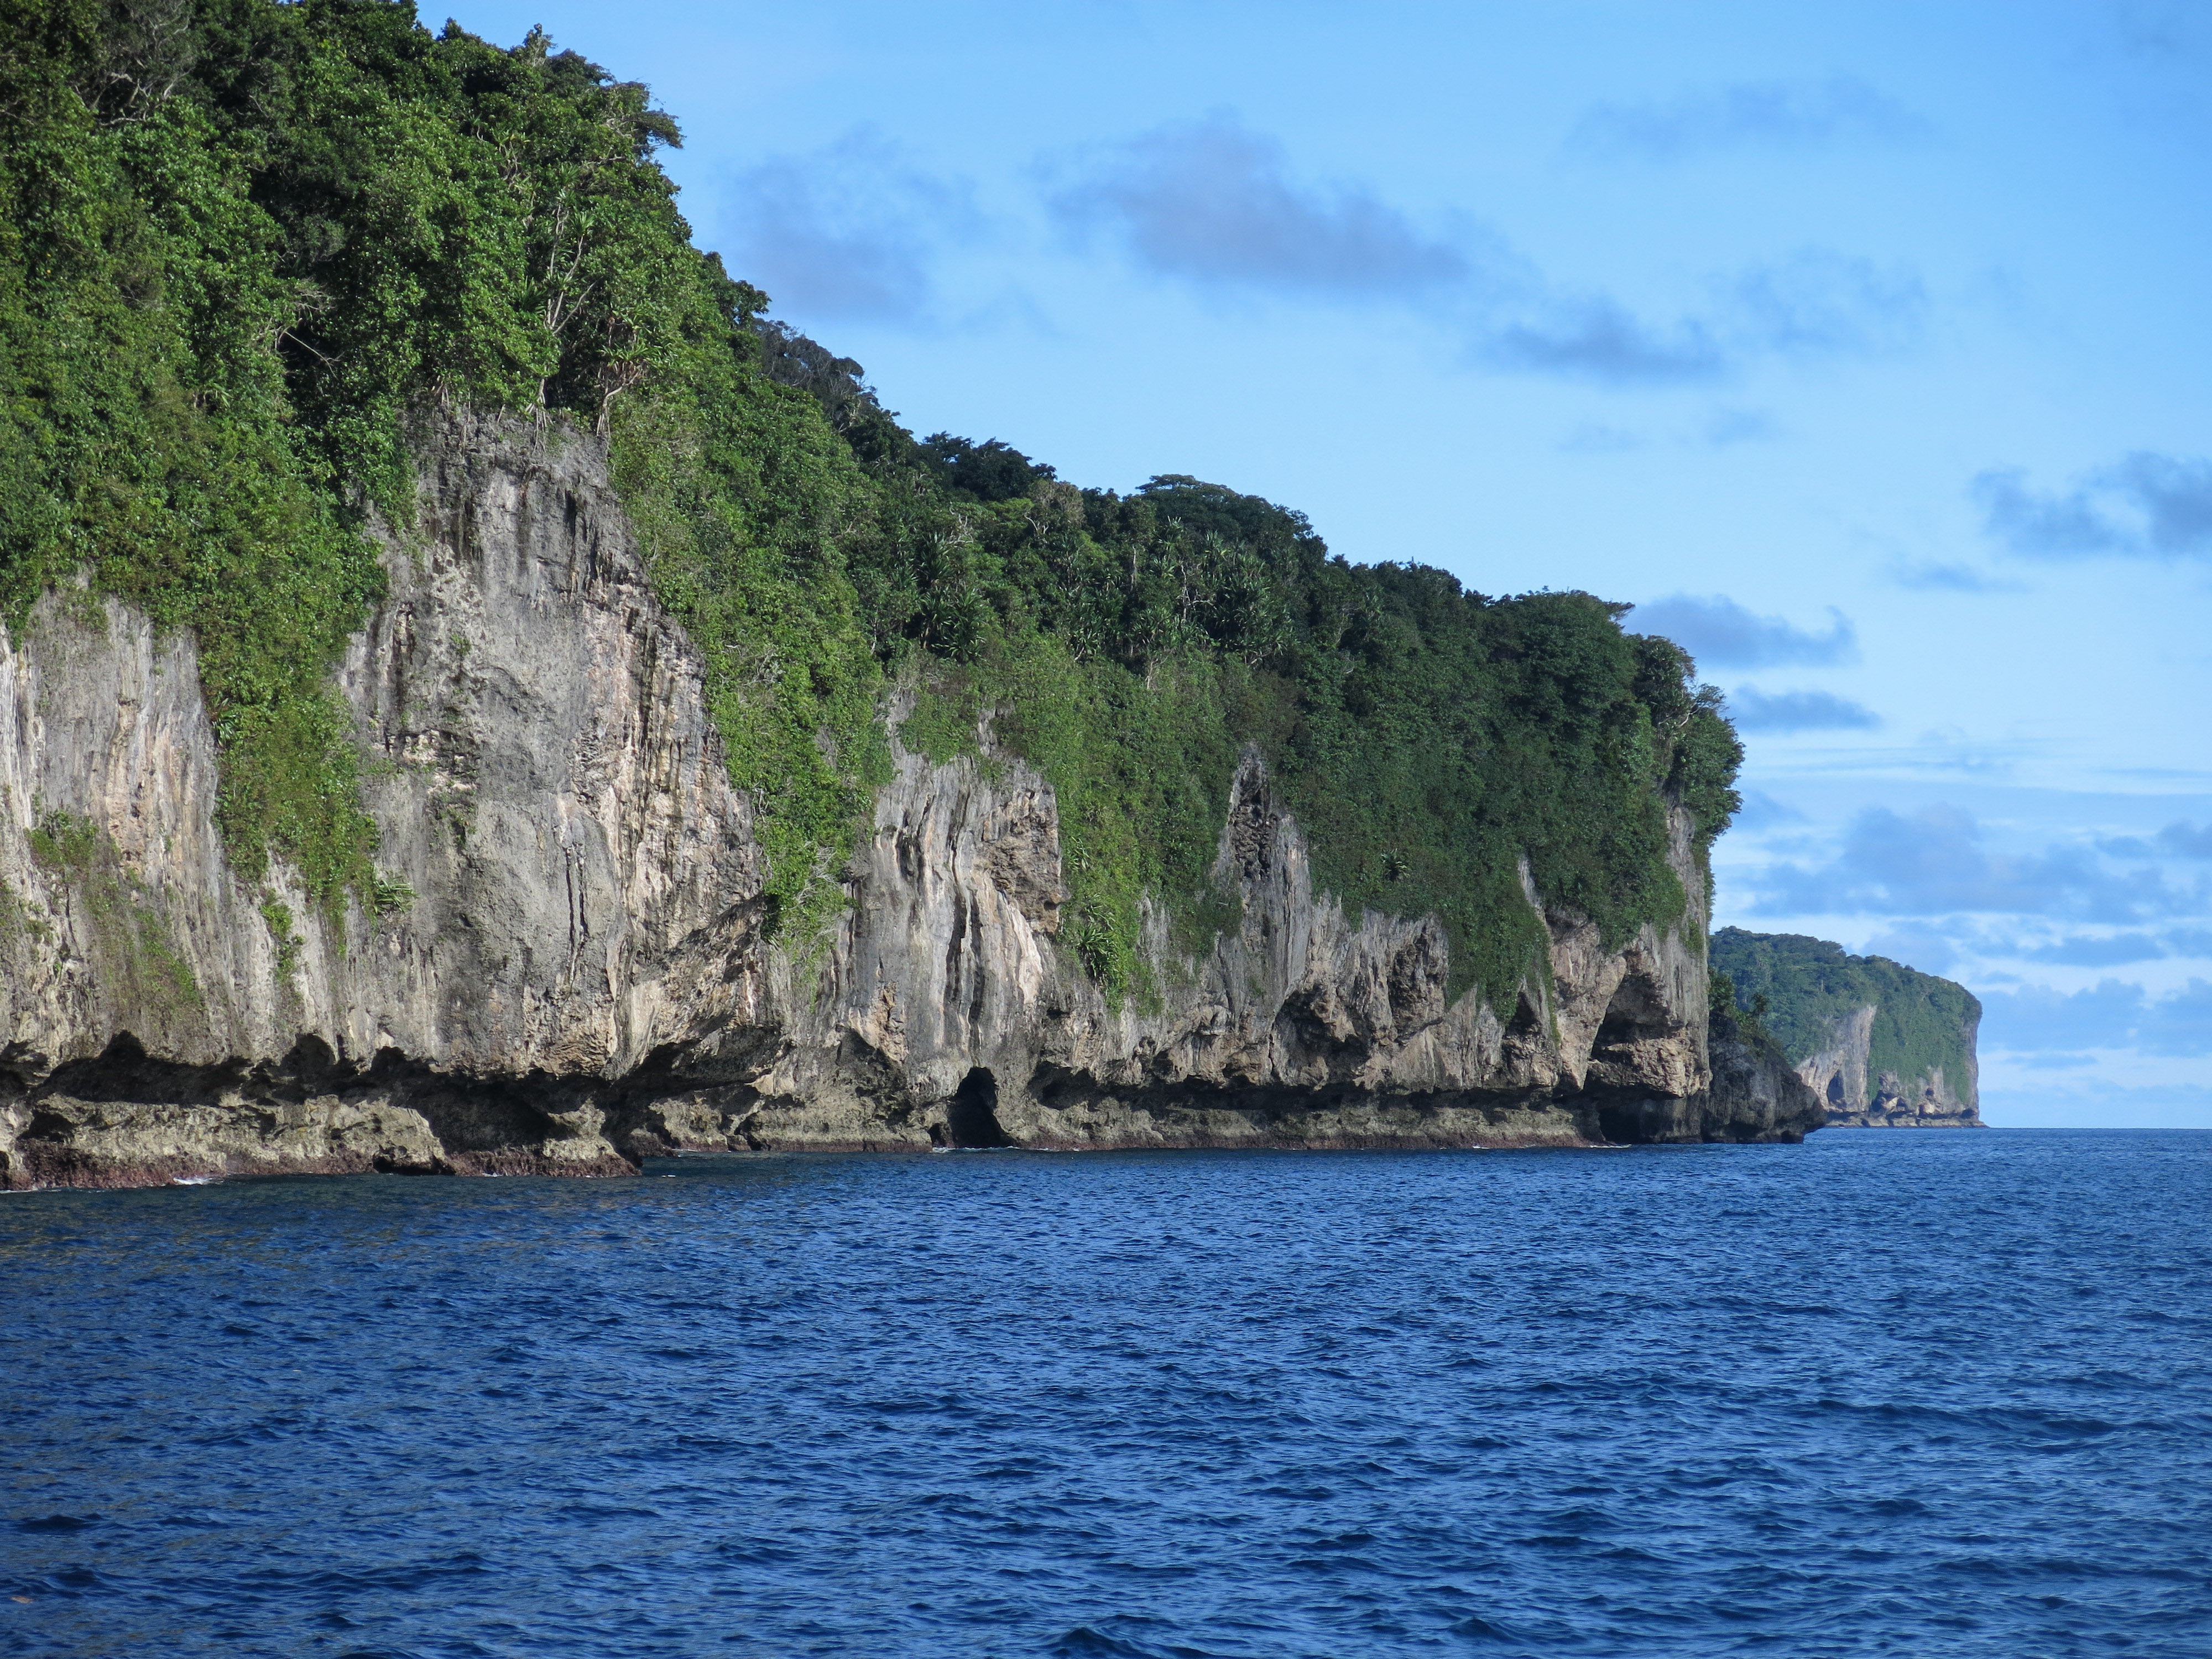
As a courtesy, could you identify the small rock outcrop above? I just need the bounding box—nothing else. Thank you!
[1685,1004,1827,1145]
[1,416,1803,1186]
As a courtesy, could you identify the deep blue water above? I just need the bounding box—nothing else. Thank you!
[4,1130,2211,1658]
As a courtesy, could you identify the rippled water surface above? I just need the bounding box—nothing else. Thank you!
[5,1130,2211,1657]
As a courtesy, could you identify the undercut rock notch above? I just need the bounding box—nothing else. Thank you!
[0,417,1818,1188]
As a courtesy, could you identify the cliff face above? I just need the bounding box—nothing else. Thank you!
[1,417,1796,1187]
[1709,927,1982,1129]
[1793,1004,1981,1128]
[1693,1007,1827,1145]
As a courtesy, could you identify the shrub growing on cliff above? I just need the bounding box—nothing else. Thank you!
[0,10,387,908]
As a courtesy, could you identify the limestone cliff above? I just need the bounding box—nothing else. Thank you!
[1692,1003,1827,1146]
[1791,1002,1980,1128]
[1709,927,1982,1129]
[1,417,1799,1187]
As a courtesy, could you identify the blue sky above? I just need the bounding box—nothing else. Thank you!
[452,0,2212,1124]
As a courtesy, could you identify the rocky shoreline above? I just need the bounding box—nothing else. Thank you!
[2,416,1823,1190]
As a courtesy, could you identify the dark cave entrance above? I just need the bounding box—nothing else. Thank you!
[1587,974,1662,1088]
[942,1067,1012,1149]
[1827,1073,1846,1108]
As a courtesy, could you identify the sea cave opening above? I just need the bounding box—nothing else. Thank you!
[943,1067,1012,1149]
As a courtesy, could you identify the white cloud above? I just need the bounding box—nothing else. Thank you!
[1632,595,1858,669]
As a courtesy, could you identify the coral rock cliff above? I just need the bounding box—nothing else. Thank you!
[1796,1005,1983,1128]
[1,418,1807,1186]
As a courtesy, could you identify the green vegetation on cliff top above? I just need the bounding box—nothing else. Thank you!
[1709,927,1979,1104]
[1,0,1741,1010]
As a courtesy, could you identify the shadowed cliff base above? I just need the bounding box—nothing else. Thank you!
[2,1005,1824,1187]
[0,413,1791,1191]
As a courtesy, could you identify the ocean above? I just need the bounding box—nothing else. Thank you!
[4,1129,2208,1657]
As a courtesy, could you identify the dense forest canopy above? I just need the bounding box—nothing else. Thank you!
[1709,928,1979,1098]
[0,0,1742,1010]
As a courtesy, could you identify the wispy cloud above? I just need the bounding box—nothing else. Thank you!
[1752,804,2203,921]
[1566,75,1931,162]
[1980,977,2212,1057]
[1837,917,2212,973]
[1631,594,1858,669]
[2162,822,2212,859]
[2141,979,2212,1052]
[1981,980,2162,1051]
[1485,299,1724,383]
[1729,687,1881,733]
[1926,920,2212,967]
[1561,410,1786,453]
[1889,560,2027,593]
[725,128,978,324]
[1047,114,1476,301]
[1484,251,1922,387]
[1974,452,2212,560]
[1047,114,1923,387]
[1726,250,1926,357]
[2023,931,2170,966]
[2102,821,2212,860]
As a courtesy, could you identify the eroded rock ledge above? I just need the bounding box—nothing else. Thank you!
[0,414,1819,1189]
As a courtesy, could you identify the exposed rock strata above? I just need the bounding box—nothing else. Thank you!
[1,414,1804,1187]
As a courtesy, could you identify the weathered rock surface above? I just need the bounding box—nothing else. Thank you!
[1,413,1803,1187]
[1708,927,1982,1130]
[1688,1007,1827,1146]
[1798,1005,1982,1128]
